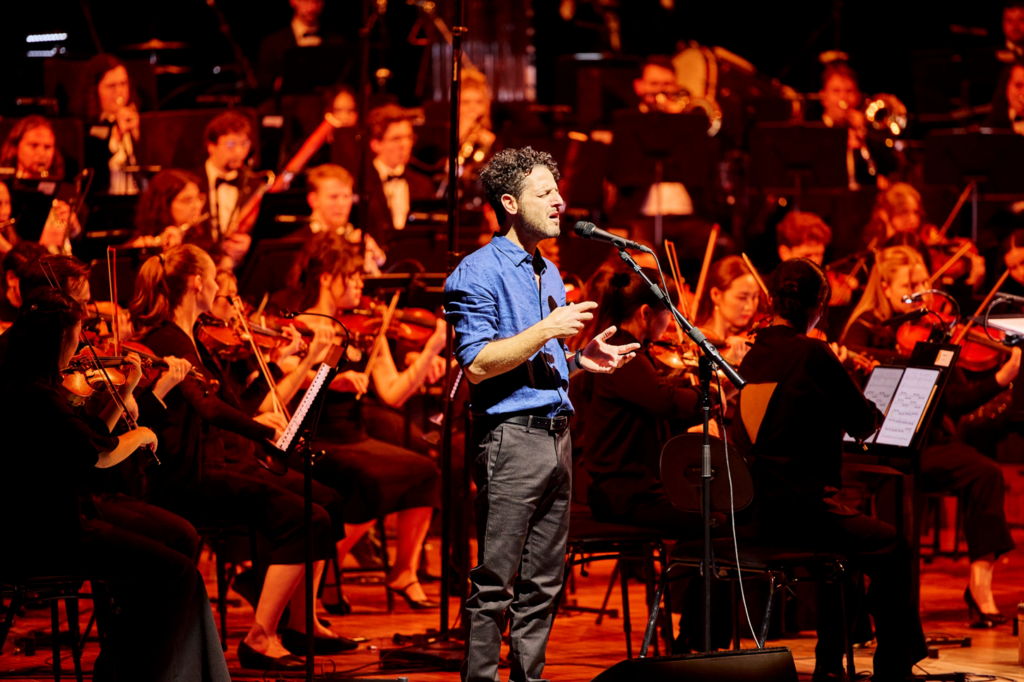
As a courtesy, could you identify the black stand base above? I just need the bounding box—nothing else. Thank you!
[591,647,798,682]
[380,637,465,671]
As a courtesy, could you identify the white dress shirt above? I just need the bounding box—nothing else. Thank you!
[206,159,240,236]
[373,157,410,230]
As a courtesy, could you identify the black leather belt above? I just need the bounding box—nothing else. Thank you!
[502,414,570,433]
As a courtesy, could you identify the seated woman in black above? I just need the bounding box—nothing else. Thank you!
[840,245,1019,628]
[735,258,926,682]
[293,239,445,609]
[0,289,229,681]
[579,268,703,533]
[129,244,348,670]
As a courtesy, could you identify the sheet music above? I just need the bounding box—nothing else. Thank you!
[843,366,903,443]
[275,362,332,452]
[875,367,940,447]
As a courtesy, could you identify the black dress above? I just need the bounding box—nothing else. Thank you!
[0,379,229,682]
[733,325,926,678]
[842,311,1015,562]
[292,346,441,524]
[580,330,703,534]
[141,320,333,564]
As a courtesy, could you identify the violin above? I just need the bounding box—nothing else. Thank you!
[341,296,439,348]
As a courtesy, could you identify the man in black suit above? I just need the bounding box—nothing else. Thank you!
[257,0,328,96]
[195,111,263,267]
[363,104,437,248]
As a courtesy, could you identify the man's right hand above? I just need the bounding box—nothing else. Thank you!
[543,301,596,340]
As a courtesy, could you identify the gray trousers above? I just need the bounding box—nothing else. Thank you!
[462,419,572,682]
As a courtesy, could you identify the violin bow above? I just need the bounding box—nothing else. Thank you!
[952,270,1010,345]
[690,223,720,319]
[927,239,974,285]
[356,291,401,401]
[938,181,976,238]
[107,246,121,356]
[663,239,686,344]
[741,252,772,308]
[230,296,291,421]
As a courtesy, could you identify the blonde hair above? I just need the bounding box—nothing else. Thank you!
[840,245,928,342]
[129,244,214,333]
[864,182,923,245]
[307,164,354,193]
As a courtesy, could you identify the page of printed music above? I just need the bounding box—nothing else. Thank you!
[5,2,1024,680]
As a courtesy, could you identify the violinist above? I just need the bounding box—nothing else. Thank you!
[0,241,47,323]
[0,180,13,255]
[0,288,230,681]
[733,258,926,682]
[840,245,1019,628]
[82,54,141,196]
[296,164,386,274]
[130,244,349,669]
[999,228,1024,297]
[295,240,447,610]
[130,169,208,250]
[776,211,862,309]
[580,268,702,532]
[693,255,761,366]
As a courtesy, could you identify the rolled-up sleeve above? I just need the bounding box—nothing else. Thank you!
[444,266,499,369]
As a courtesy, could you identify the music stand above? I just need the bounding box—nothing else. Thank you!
[924,129,1024,243]
[237,236,305,302]
[609,110,716,244]
[748,123,848,210]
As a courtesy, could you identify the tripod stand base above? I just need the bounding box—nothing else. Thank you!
[591,647,798,682]
[380,637,465,671]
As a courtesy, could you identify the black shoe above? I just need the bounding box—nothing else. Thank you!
[237,640,306,671]
[387,582,440,610]
[280,628,359,655]
[964,587,1007,628]
[322,594,352,616]
[811,668,849,682]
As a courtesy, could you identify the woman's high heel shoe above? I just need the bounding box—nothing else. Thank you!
[964,587,1007,629]
[387,582,439,610]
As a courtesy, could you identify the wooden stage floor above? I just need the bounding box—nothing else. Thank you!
[3,530,1024,680]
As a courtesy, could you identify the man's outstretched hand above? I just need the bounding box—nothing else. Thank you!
[579,326,640,373]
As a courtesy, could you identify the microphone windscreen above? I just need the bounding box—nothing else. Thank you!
[573,221,595,238]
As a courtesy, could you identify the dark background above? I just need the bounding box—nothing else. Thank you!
[0,0,1011,115]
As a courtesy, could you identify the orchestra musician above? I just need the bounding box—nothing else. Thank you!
[292,164,386,274]
[775,211,861,309]
[196,111,260,266]
[291,238,447,611]
[129,244,349,670]
[0,180,13,255]
[444,147,639,682]
[987,58,1024,133]
[257,0,335,97]
[840,245,1019,627]
[130,169,207,250]
[694,255,761,366]
[1005,1,1024,58]
[0,242,47,323]
[0,116,82,250]
[734,257,927,682]
[82,54,141,196]
[364,104,437,240]
[1000,228,1024,297]
[0,288,231,681]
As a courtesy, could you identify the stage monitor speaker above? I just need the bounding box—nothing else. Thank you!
[591,647,798,682]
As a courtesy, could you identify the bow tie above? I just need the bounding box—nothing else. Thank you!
[384,173,403,183]
[215,175,240,190]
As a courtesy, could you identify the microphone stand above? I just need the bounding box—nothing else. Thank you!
[617,247,744,654]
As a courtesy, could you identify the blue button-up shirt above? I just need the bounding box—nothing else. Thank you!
[444,234,573,417]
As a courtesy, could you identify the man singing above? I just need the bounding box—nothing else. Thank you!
[444,147,639,682]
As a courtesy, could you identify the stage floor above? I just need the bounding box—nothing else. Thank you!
[3,530,1023,680]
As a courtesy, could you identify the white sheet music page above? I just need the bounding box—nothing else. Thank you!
[874,367,940,447]
[275,362,332,452]
[843,366,903,443]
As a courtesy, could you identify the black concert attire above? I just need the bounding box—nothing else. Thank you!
[84,119,138,196]
[841,312,1016,563]
[580,330,703,534]
[289,347,441,525]
[194,163,266,243]
[0,379,229,682]
[733,325,927,678]
[140,320,333,565]
[362,161,437,246]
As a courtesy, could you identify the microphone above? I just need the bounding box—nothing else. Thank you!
[573,221,653,253]
[995,292,1024,305]
[881,308,929,327]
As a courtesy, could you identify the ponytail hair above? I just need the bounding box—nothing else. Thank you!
[129,244,212,333]
[770,258,830,331]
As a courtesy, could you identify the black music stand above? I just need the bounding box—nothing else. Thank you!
[609,110,717,244]
[924,129,1024,243]
[748,123,848,210]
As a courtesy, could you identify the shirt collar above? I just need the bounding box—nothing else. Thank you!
[292,17,319,39]
[206,159,238,184]
[373,157,405,182]
[490,234,544,270]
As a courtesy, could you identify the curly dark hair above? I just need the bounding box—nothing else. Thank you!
[133,169,203,240]
[771,258,831,332]
[478,146,560,225]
